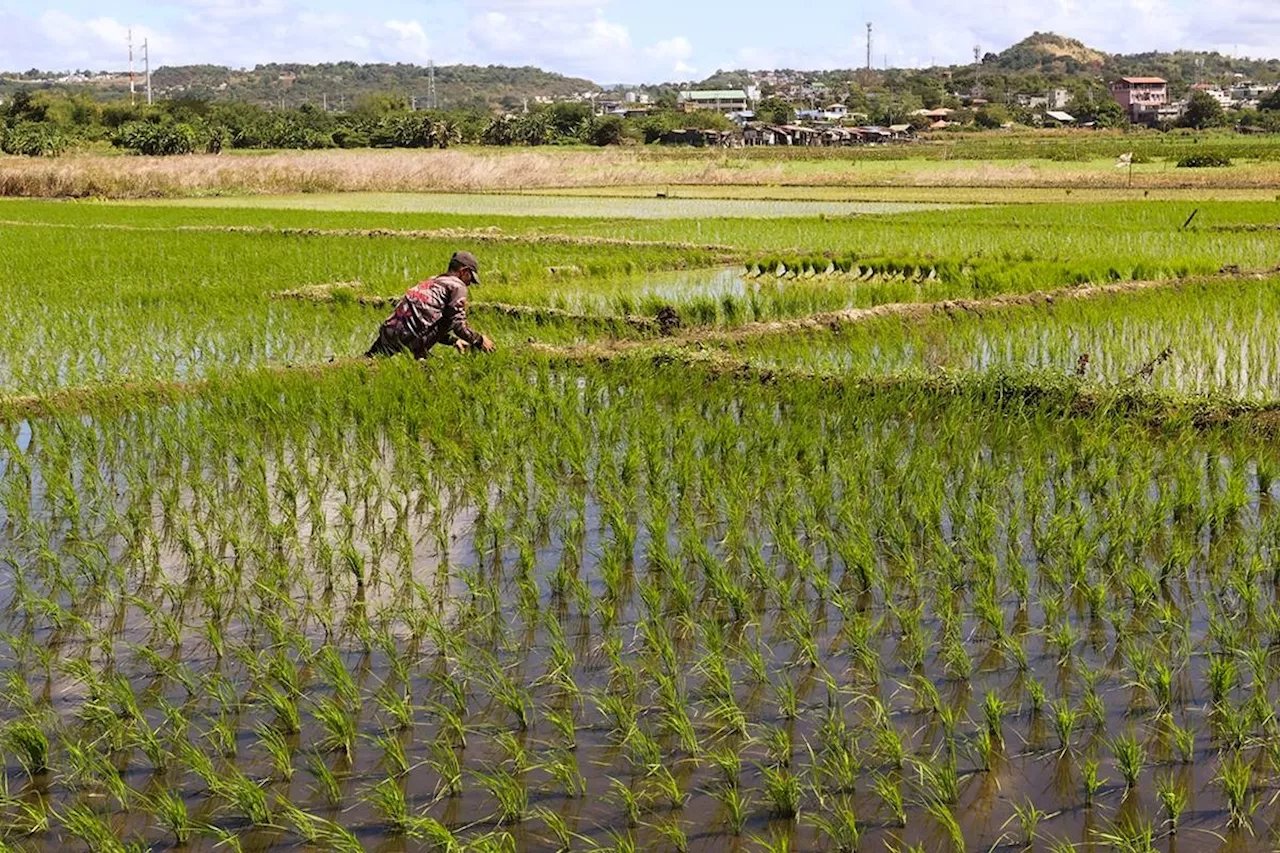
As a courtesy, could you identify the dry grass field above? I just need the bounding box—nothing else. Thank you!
[6,144,1280,198]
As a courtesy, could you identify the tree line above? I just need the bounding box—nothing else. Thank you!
[4,83,1280,158]
[0,90,744,156]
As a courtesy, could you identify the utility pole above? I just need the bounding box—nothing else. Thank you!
[427,59,437,110]
[142,38,152,105]
[865,23,872,72]
[128,29,135,105]
[144,39,153,105]
[323,93,328,111]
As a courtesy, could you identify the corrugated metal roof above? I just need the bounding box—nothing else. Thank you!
[1046,110,1076,122]
[678,89,748,100]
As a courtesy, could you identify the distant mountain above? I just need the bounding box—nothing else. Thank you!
[1,63,601,112]
[5,33,1280,111]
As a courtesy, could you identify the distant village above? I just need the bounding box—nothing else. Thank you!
[589,75,1280,147]
[6,59,1280,151]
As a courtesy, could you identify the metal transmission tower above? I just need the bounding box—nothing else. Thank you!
[973,45,981,65]
[427,60,437,110]
[866,23,872,71]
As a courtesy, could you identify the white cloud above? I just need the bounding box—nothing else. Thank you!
[10,0,1280,83]
[3,4,439,71]
[461,0,693,81]
[646,36,695,75]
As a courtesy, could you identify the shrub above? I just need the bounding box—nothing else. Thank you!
[113,121,198,156]
[0,122,67,157]
[1176,152,1233,168]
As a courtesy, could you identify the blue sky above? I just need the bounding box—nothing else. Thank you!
[1,0,1277,83]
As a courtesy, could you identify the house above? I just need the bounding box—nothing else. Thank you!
[744,124,790,146]
[678,89,751,113]
[1044,110,1076,126]
[781,125,825,146]
[1050,87,1072,110]
[659,128,737,147]
[913,108,954,120]
[1110,77,1173,124]
[1189,83,1233,109]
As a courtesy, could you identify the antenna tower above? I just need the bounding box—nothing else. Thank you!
[973,45,981,65]
[427,60,437,110]
[865,23,872,71]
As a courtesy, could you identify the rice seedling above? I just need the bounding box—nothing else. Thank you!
[476,766,530,825]
[3,718,49,778]
[808,799,862,852]
[1094,811,1160,853]
[305,752,345,808]
[647,816,689,853]
[1217,752,1257,831]
[607,778,643,829]
[1155,774,1187,834]
[256,723,296,781]
[1082,757,1106,808]
[710,784,753,835]
[924,798,965,852]
[761,764,802,820]
[872,774,906,827]
[1051,700,1080,755]
[1110,733,1146,791]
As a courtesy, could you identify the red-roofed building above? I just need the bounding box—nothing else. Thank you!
[1111,77,1174,124]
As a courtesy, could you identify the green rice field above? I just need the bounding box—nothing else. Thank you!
[7,187,1280,852]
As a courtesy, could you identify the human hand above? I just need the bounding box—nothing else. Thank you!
[479,335,496,353]
[454,339,471,354]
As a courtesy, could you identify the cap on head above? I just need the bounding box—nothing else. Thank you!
[449,251,481,284]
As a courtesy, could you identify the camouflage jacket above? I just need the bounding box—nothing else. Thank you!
[381,274,483,348]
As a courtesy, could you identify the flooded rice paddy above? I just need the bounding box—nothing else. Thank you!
[725,276,1280,400]
[3,359,1280,851]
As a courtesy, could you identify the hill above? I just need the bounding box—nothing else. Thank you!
[996,32,1108,71]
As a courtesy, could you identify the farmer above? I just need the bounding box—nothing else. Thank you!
[366,250,496,359]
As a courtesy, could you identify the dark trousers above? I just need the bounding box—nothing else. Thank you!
[366,325,431,359]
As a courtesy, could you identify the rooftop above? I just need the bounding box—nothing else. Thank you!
[1119,77,1167,85]
[678,89,749,100]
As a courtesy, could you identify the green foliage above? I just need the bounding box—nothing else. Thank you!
[113,120,198,155]
[1181,90,1228,130]
[1177,151,1233,167]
